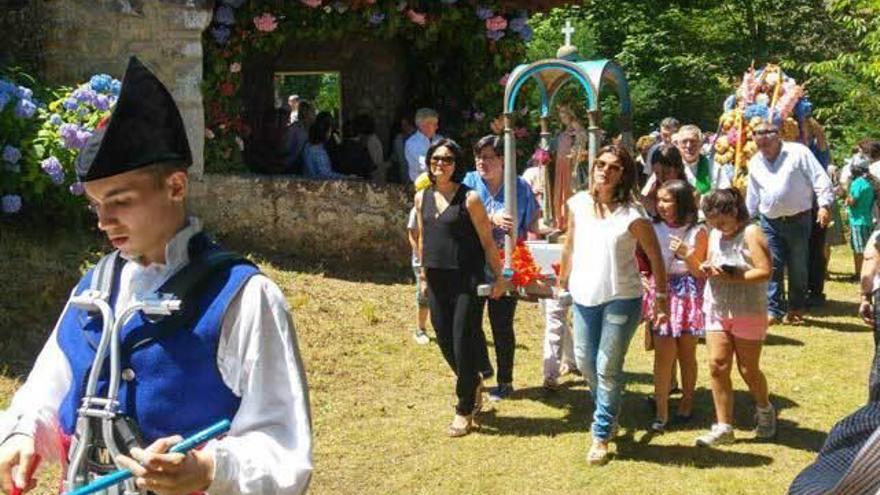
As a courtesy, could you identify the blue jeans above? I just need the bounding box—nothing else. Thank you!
[572,297,642,441]
[760,213,812,318]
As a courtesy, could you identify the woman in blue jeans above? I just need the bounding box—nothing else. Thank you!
[559,144,669,465]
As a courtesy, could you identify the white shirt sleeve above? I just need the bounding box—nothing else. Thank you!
[205,275,313,495]
[802,149,834,208]
[0,293,74,464]
[746,166,760,218]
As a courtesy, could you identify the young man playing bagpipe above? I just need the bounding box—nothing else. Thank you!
[0,57,312,495]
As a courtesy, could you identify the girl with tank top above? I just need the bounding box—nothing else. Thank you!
[415,139,505,438]
[696,188,776,448]
[643,180,707,433]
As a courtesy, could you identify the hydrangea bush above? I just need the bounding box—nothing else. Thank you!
[0,71,120,221]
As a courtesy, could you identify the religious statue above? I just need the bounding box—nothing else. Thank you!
[551,103,588,230]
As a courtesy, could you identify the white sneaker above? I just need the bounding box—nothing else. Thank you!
[695,423,735,447]
[755,403,777,439]
[413,328,430,345]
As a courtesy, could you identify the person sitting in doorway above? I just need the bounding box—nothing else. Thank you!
[303,112,348,180]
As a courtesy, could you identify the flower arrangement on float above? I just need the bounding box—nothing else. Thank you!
[713,64,815,190]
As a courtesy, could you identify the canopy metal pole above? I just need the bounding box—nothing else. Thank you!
[539,116,554,227]
[586,110,601,188]
[503,112,517,270]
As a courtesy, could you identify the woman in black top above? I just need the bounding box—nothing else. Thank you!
[415,138,506,437]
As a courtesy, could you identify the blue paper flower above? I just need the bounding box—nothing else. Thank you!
[3,145,21,164]
[215,5,236,26]
[15,99,36,118]
[475,6,493,20]
[743,102,769,121]
[1,194,22,214]
[795,98,813,121]
[723,94,737,112]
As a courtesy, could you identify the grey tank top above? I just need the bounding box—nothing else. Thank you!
[702,227,768,319]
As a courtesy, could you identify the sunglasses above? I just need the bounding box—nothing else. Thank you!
[754,129,778,137]
[430,155,455,165]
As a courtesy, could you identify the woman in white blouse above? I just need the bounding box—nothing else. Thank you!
[559,144,669,466]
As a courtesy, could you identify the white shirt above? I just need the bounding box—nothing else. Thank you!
[653,222,705,276]
[404,131,442,182]
[746,141,834,219]
[0,218,313,495]
[567,192,646,306]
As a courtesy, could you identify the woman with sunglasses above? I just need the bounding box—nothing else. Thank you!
[415,138,506,437]
[559,144,668,465]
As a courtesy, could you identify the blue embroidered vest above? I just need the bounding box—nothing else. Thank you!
[56,234,256,443]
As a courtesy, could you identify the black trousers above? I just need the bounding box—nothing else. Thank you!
[426,268,486,415]
[476,296,518,385]
[808,207,828,298]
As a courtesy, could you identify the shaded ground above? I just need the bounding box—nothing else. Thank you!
[1,229,872,494]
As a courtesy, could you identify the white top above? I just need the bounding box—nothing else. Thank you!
[567,192,646,306]
[746,141,834,219]
[404,131,443,182]
[702,226,767,320]
[0,219,313,495]
[652,222,705,276]
[521,166,545,197]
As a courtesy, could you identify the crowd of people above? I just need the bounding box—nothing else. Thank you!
[406,104,880,488]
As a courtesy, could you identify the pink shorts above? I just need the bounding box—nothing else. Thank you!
[705,314,768,341]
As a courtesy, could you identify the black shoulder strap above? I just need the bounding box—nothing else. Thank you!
[158,249,253,302]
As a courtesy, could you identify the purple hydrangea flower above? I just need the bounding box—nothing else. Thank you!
[211,25,232,45]
[60,123,86,149]
[486,29,505,41]
[15,86,33,100]
[369,12,386,25]
[73,87,98,105]
[95,94,110,111]
[15,99,36,118]
[89,74,113,93]
[475,6,493,20]
[41,156,63,176]
[49,113,63,126]
[76,130,93,147]
[69,181,85,196]
[215,5,236,25]
[3,145,21,164]
[63,98,79,111]
[1,194,22,214]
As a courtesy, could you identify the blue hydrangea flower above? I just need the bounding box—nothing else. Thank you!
[89,74,113,93]
[63,98,79,111]
[3,145,21,164]
[0,80,15,95]
[15,99,36,118]
[509,17,528,32]
[518,25,533,41]
[369,12,386,25]
[215,5,236,25]
[211,25,232,45]
[0,92,10,112]
[1,194,22,214]
[41,156,66,184]
[110,79,122,96]
[69,181,85,196]
[15,86,33,100]
[476,6,494,20]
[486,29,505,41]
[49,113,63,126]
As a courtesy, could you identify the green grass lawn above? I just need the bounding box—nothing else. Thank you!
[1,229,874,494]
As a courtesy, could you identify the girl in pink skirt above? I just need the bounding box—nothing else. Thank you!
[643,180,708,432]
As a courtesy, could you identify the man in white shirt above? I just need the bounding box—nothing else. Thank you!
[746,119,833,325]
[0,57,312,495]
[404,108,442,183]
[287,94,300,125]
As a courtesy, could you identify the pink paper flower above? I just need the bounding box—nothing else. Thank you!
[406,9,426,26]
[229,62,241,73]
[253,13,277,32]
[485,16,508,31]
[499,73,510,86]
[300,0,322,7]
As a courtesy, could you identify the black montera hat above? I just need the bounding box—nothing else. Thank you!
[76,56,192,182]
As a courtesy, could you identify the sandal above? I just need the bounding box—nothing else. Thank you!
[785,313,806,326]
[650,419,667,433]
[473,379,485,414]
[587,440,610,465]
[447,414,476,438]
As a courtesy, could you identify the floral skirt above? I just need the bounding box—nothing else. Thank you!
[643,273,705,338]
